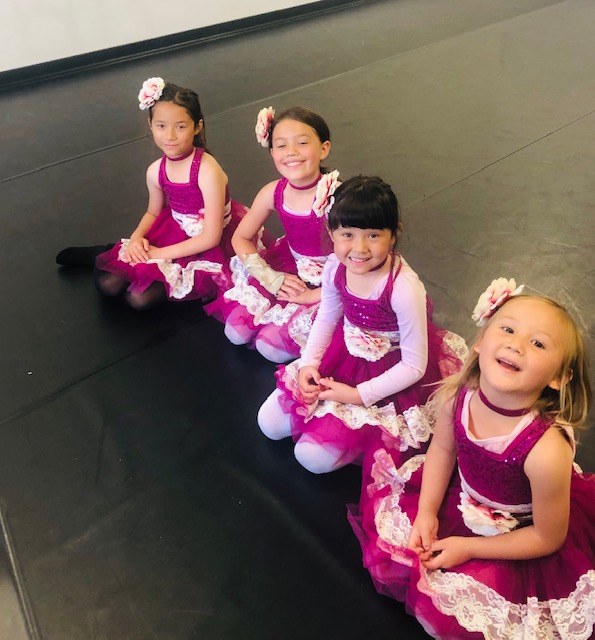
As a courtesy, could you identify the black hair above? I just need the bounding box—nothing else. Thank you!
[148,82,207,148]
[268,107,331,173]
[327,175,400,238]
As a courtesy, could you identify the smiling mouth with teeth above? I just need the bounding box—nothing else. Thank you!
[497,358,520,371]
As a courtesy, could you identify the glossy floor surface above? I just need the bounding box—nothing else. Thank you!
[1,0,594,638]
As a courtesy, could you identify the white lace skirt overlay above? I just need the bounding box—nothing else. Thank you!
[279,362,435,450]
[368,449,595,639]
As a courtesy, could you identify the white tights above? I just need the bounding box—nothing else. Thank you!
[257,389,352,474]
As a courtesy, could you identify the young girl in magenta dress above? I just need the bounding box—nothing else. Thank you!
[350,279,595,639]
[258,176,467,474]
[205,106,338,363]
[95,77,249,309]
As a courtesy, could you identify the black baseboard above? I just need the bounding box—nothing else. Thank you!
[0,0,366,93]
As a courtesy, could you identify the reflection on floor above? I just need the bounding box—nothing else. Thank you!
[0,0,593,638]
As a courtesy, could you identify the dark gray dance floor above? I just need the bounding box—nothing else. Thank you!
[0,0,593,637]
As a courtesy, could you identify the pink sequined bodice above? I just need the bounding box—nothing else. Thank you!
[158,148,230,214]
[274,178,334,257]
[334,258,402,332]
[454,388,551,508]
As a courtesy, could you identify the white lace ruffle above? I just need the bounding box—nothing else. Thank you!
[288,305,318,349]
[117,240,223,299]
[171,202,231,237]
[440,331,469,377]
[368,448,595,639]
[343,318,400,362]
[425,567,595,640]
[372,452,424,557]
[279,366,434,450]
[148,259,222,299]
[224,255,301,326]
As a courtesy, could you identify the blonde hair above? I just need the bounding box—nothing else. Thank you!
[437,294,591,429]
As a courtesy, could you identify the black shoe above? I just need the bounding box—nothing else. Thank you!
[55,244,115,267]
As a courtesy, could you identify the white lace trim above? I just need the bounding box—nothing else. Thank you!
[171,202,231,237]
[148,259,222,299]
[224,255,301,326]
[368,450,595,639]
[279,366,434,450]
[343,317,400,362]
[423,568,595,639]
[440,331,469,377]
[371,452,424,555]
[287,305,318,349]
[117,240,223,299]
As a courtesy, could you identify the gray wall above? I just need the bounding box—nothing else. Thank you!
[0,0,319,72]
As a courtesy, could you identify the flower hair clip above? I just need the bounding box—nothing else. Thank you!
[312,170,340,218]
[138,77,165,110]
[471,277,525,326]
[255,106,275,147]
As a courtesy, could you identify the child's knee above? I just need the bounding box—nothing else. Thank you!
[95,272,127,297]
[294,439,346,474]
[257,390,291,440]
[254,336,293,363]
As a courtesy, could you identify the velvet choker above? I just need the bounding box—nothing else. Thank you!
[478,388,530,417]
[288,174,322,190]
[166,148,195,162]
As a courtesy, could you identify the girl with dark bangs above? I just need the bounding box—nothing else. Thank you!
[258,175,467,473]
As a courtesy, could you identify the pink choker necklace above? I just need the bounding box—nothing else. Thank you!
[166,148,195,162]
[478,388,530,417]
[288,174,321,190]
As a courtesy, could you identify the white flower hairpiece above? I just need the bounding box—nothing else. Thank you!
[138,77,165,110]
[471,277,525,326]
[312,170,340,218]
[255,106,275,147]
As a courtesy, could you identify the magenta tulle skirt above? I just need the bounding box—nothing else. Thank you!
[349,449,595,639]
[274,321,468,468]
[95,202,247,302]
[205,236,321,358]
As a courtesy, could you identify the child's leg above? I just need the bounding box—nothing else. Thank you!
[254,326,295,364]
[294,436,356,474]
[56,244,115,267]
[125,282,166,310]
[94,269,128,297]
[257,389,292,440]
[224,307,258,345]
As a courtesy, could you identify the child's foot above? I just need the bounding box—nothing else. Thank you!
[55,244,114,267]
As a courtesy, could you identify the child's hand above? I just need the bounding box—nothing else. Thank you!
[277,287,320,304]
[276,274,307,299]
[421,536,471,570]
[298,366,322,404]
[146,245,165,260]
[124,237,150,264]
[317,377,362,405]
[408,512,439,560]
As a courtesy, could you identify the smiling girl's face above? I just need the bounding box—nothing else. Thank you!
[475,297,565,402]
[269,118,330,188]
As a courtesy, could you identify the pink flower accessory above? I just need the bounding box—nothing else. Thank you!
[471,277,525,326]
[312,170,340,218]
[458,491,519,536]
[344,321,396,362]
[255,106,275,147]
[138,77,165,110]
[296,257,325,286]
